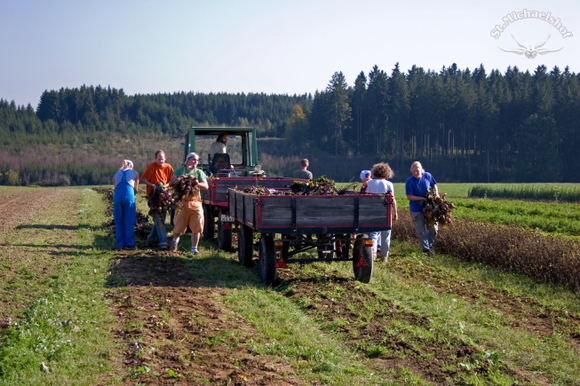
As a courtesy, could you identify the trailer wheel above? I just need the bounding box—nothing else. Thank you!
[353,235,373,283]
[259,234,277,285]
[217,216,232,251]
[203,205,215,241]
[238,225,254,267]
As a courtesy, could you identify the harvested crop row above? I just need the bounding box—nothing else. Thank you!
[393,212,580,291]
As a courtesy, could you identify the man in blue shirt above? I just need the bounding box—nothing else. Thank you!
[405,161,438,254]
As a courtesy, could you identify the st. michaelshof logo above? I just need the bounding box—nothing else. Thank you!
[490,9,573,59]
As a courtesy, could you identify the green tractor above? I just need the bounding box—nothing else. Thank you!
[181,127,295,251]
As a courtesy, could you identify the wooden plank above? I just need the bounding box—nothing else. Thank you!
[228,190,391,230]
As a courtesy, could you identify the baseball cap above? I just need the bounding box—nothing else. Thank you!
[186,152,198,160]
[360,170,371,180]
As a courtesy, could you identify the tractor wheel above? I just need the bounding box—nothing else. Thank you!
[258,234,276,285]
[217,215,232,251]
[203,205,215,241]
[238,225,254,267]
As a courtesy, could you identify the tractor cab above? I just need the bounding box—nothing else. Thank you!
[181,127,265,177]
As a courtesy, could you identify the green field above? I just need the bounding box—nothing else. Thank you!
[391,182,580,199]
[385,183,580,238]
[467,184,580,202]
[1,185,580,385]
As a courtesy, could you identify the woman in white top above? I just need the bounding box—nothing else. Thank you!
[366,163,398,261]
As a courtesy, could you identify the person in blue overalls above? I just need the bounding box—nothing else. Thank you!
[113,160,140,250]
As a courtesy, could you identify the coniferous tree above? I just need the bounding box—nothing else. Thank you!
[350,72,367,155]
[365,65,389,155]
[326,71,351,155]
[388,63,410,171]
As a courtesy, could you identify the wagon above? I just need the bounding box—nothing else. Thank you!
[202,176,303,250]
[227,189,393,284]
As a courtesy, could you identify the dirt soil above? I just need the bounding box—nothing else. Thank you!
[103,255,304,385]
[0,188,80,324]
[2,188,578,385]
[91,187,580,386]
[89,188,305,385]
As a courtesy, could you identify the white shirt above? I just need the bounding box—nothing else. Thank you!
[366,178,394,194]
[209,141,226,156]
[114,168,137,188]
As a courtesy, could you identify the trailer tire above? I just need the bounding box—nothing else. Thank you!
[353,235,373,283]
[259,234,277,285]
[238,225,254,267]
[203,205,215,241]
[217,216,232,251]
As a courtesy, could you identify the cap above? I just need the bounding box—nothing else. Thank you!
[125,159,133,167]
[360,170,371,180]
[186,152,198,160]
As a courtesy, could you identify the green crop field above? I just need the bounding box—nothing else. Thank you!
[1,185,579,385]
[356,182,580,238]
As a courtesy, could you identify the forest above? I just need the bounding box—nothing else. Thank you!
[0,62,579,185]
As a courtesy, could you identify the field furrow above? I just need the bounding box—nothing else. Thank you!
[0,187,579,386]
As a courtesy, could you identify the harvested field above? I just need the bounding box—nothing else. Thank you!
[0,187,579,385]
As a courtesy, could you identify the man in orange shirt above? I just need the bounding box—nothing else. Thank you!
[140,150,174,250]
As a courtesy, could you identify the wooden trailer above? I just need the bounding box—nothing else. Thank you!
[227,189,393,284]
[202,176,302,250]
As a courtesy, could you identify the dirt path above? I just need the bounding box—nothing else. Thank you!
[101,252,308,385]
[0,188,80,323]
[93,184,309,385]
[0,189,72,240]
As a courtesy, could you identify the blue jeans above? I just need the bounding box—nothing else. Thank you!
[410,211,438,252]
[113,184,136,248]
[147,210,168,247]
[369,230,391,258]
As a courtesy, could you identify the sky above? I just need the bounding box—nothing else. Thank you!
[1,0,579,108]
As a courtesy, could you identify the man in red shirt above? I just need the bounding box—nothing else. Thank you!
[140,150,174,250]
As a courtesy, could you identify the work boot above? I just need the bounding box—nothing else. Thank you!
[169,240,178,253]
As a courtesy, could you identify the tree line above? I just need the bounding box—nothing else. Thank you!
[0,88,312,185]
[1,62,579,185]
[286,63,580,182]
[2,86,312,140]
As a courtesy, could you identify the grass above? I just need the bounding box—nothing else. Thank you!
[381,182,580,201]
[225,287,374,384]
[0,188,120,385]
[468,184,580,202]
[387,183,580,238]
[2,184,580,385]
[450,198,580,237]
[248,241,580,385]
